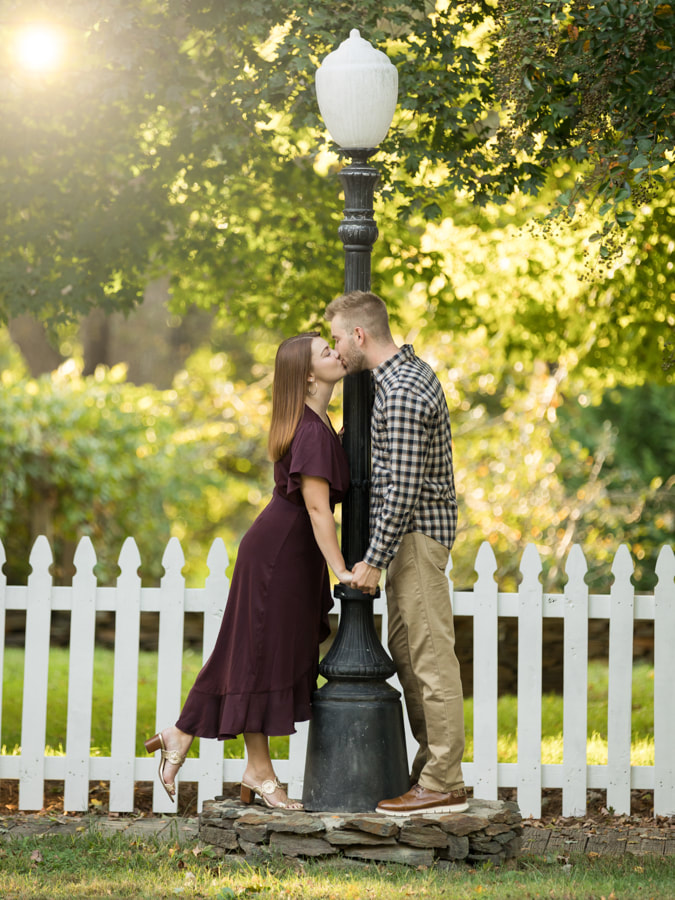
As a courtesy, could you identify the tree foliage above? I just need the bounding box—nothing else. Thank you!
[2,0,671,332]
[0,0,498,326]
[492,0,675,243]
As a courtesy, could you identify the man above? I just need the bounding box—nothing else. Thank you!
[325,290,468,816]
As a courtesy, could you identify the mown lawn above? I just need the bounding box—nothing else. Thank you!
[0,830,674,900]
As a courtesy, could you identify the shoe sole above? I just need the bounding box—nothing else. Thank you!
[376,801,469,817]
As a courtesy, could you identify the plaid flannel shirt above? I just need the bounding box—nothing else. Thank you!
[363,344,457,570]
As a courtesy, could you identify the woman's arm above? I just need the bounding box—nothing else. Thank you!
[300,475,352,585]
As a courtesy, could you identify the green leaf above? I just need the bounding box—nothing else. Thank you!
[422,202,443,220]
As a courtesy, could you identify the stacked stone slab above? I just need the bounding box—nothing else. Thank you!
[199,798,522,867]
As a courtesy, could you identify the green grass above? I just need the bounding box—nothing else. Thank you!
[1,647,655,765]
[1,646,286,760]
[477,660,655,766]
[0,831,674,900]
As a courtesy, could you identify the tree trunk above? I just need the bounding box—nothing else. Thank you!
[8,315,64,376]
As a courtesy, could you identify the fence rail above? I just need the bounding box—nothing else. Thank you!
[1,535,673,819]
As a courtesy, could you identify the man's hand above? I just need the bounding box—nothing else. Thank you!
[351,561,381,595]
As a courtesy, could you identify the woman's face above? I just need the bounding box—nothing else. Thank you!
[310,336,346,386]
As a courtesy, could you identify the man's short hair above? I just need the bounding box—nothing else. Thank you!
[325,290,391,342]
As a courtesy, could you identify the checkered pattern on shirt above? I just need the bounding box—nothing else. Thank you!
[363,344,457,570]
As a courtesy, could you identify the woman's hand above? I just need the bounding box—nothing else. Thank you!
[336,569,353,586]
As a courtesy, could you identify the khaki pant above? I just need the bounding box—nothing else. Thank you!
[386,532,465,793]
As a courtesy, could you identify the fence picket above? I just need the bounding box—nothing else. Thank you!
[517,544,543,818]
[472,541,499,800]
[446,552,467,787]
[0,540,6,753]
[153,538,186,813]
[562,544,589,817]
[197,539,229,807]
[288,720,310,801]
[18,537,53,811]
[63,538,98,811]
[606,545,635,814]
[109,538,143,812]
[653,544,675,816]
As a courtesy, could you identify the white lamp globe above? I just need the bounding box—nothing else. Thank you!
[315,29,398,150]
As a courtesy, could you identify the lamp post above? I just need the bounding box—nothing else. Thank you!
[302,30,409,812]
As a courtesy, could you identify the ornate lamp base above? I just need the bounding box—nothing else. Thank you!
[302,586,410,812]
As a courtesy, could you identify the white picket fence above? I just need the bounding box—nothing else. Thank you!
[0,535,673,820]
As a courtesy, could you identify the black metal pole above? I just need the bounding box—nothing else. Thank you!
[302,149,409,812]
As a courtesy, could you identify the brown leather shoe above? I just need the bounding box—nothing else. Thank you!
[376,784,469,816]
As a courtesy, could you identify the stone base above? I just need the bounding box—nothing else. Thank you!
[199,798,522,867]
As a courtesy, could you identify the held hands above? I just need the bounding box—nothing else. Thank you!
[350,561,381,595]
[336,569,353,586]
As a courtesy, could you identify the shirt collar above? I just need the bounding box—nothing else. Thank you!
[372,344,415,387]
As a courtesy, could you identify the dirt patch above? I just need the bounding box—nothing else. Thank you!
[498,787,675,840]
[0,779,214,819]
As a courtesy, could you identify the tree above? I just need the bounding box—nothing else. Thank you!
[492,1,674,235]
[0,0,672,378]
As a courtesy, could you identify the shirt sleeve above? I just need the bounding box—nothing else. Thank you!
[364,388,432,569]
[285,420,345,497]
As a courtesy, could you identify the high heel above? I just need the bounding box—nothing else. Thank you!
[145,732,185,802]
[240,783,256,805]
[239,777,303,810]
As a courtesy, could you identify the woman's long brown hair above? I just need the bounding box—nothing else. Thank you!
[268,332,319,461]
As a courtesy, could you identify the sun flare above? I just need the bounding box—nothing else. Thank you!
[15,24,65,73]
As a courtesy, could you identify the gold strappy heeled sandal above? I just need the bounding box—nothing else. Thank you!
[144,733,186,802]
[240,777,303,810]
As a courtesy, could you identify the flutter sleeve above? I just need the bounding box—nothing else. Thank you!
[285,419,349,500]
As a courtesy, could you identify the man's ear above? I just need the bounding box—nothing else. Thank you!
[353,326,365,346]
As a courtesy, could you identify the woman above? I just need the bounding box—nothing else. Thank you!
[145,332,351,809]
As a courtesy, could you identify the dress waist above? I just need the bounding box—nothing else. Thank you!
[272,488,306,510]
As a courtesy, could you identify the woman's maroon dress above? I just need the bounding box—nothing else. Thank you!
[176,406,349,739]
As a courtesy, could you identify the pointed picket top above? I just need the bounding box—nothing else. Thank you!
[0,538,6,588]
[475,541,498,583]
[206,538,229,580]
[520,543,542,590]
[28,535,53,576]
[655,544,675,584]
[118,537,142,575]
[611,543,634,581]
[73,536,97,577]
[565,543,588,583]
[161,536,186,578]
